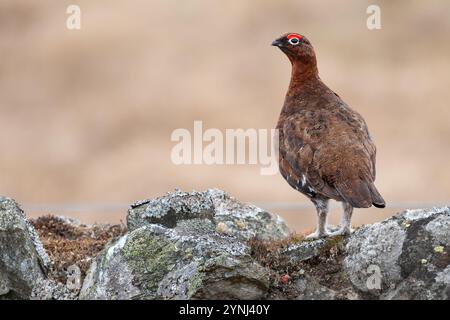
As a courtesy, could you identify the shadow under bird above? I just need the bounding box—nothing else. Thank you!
[272,33,385,239]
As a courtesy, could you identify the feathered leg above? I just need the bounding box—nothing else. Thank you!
[305,198,329,239]
[329,202,354,236]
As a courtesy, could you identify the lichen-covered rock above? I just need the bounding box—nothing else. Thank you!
[80,190,288,300]
[2,190,448,300]
[31,278,79,300]
[344,207,450,299]
[82,193,450,300]
[0,197,50,299]
[127,189,291,241]
[283,226,341,263]
[344,219,406,294]
[294,274,337,300]
[80,224,270,300]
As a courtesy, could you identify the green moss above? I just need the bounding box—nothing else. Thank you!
[123,229,180,292]
[433,245,444,253]
[187,272,204,298]
[319,235,345,255]
[209,254,228,266]
[183,247,193,259]
[401,221,411,229]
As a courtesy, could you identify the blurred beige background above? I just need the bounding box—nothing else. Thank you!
[1,0,450,231]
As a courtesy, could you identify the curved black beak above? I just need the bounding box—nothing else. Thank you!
[271,39,284,47]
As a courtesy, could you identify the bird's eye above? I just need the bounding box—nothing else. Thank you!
[288,37,300,45]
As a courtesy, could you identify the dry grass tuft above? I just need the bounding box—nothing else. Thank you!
[32,215,127,283]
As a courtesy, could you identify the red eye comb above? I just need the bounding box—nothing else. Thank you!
[287,33,302,40]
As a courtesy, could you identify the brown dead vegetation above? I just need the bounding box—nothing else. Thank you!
[249,233,353,299]
[32,215,127,283]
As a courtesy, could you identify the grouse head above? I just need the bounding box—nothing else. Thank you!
[272,33,317,72]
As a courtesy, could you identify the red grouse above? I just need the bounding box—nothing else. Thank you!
[272,33,385,239]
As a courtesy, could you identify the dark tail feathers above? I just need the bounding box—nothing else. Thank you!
[336,179,385,208]
[367,182,386,208]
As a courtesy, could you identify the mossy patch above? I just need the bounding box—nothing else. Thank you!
[319,235,345,255]
[122,228,181,293]
[187,271,204,298]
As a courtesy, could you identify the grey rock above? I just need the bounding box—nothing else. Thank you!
[82,196,450,300]
[435,265,450,285]
[284,239,329,262]
[80,225,270,300]
[0,196,50,299]
[344,219,406,294]
[127,189,291,241]
[283,226,341,262]
[31,278,79,300]
[402,207,445,221]
[80,190,286,300]
[79,234,142,300]
[2,190,449,300]
[295,275,337,300]
[343,207,450,299]
[425,213,450,247]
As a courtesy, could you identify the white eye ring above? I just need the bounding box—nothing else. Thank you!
[288,38,300,45]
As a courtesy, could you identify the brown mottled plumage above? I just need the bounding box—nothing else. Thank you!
[272,33,385,238]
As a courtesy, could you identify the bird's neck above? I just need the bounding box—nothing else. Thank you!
[281,60,322,114]
[288,60,319,91]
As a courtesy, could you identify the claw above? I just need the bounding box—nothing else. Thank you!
[305,230,330,240]
[328,227,353,237]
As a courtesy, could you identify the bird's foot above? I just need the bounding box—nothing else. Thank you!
[305,230,329,240]
[328,227,353,237]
